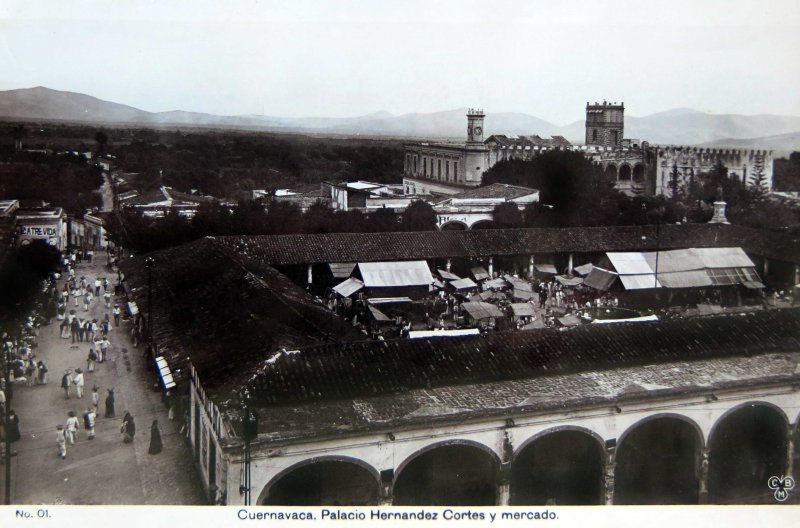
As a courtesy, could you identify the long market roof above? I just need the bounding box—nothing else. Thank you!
[214,224,800,266]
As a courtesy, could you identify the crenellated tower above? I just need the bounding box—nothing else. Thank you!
[585,101,624,147]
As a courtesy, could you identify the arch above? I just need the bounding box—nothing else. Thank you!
[439,221,468,231]
[618,164,632,181]
[604,164,618,180]
[617,413,705,451]
[510,426,605,505]
[708,401,789,504]
[258,455,381,506]
[615,414,704,504]
[632,164,646,182]
[513,425,606,459]
[470,220,494,230]
[393,440,501,506]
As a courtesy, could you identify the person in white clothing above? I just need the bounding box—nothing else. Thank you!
[56,425,67,459]
[72,368,85,398]
[65,411,79,445]
[84,408,96,440]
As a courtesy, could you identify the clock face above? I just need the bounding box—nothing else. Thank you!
[473,126,482,136]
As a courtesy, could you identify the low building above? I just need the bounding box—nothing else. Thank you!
[15,206,67,250]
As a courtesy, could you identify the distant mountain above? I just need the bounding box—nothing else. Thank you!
[698,131,800,153]
[1,86,799,147]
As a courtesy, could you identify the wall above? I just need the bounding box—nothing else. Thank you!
[228,382,798,506]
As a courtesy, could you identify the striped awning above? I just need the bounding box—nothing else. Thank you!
[155,356,176,389]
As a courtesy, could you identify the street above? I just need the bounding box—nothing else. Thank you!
[1,250,206,505]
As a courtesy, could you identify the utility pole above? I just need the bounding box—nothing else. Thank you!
[145,257,154,371]
[240,388,255,506]
[3,333,12,505]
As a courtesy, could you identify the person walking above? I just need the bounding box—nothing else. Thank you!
[91,386,100,411]
[87,349,97,373]
[113,304,121,327]
[56,425,67,459]
[103,290,112,309]
[94,278,101,297]
[105,388,115,418]
[61,370,72,399]
[83,291,92,311]
[72,368,85,398]
[148,419,162,454]
[84,408,96,440]
[25,359,36,387]
[37,360,48,385]
[99,336,111,362]
[121,412,135,443]
[65,411,79,445]
[7,409,21,443]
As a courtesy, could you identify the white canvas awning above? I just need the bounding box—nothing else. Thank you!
[328,262,356,279]
[535,263,558,274]
[503,275,533,292]
[358,261,433,288]
[511,303,536,317]
[483,277,508,290]
[437,269,461,281]
[574,263,594,276]
[461,301,505,320]
[620,274,662,290]
[471,267,490,281]
[556,275,584,287]
[450,277,478,290]
[333,277,364,297]
[409,328,480,339]
[368,306,392,322]
[155,356,176,389]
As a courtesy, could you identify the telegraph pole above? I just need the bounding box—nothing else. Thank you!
[3,334,12,504]
[145,257,154,371]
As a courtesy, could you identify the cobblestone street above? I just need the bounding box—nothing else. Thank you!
[2,251,206,505]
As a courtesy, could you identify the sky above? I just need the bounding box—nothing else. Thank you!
[1,0,799,125]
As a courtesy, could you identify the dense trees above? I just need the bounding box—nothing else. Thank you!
[483,152,621,227]
[0,240,60,324]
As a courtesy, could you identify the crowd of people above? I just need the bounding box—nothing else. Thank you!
[0,248,163,464]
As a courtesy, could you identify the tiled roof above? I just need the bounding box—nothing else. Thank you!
[117,238,363,396]
[444,183,538,201]
[214,224,800,266]
[243,308,800,407]
[239,350,800,442]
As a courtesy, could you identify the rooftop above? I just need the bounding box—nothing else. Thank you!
[214,224,800,266]
[118,238,363,398]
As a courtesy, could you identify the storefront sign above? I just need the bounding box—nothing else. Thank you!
[19,225,58,237]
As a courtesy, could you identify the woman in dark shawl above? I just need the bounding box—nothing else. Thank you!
[121,411,135,443]
[105,388,115,418]
[148,420,162,454]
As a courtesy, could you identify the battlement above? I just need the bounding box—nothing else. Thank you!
[467,108,485,116]
[655,145,774,159]
[586,100,624,110]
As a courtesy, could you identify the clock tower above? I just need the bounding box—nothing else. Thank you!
[467,108,485,144]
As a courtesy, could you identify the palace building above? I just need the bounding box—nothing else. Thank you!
[119,223,800,506]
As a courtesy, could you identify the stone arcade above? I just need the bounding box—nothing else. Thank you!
[118,224,800,506]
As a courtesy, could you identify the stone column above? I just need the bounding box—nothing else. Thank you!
[488,256,494,278]
[307,264,313,285]
[496,462,511,506]
[568,253,574,274]
[604,444,616,505]
[697,447,710,505]
[528,255,535,278]
[786,427,795,482]
[379,469,394,506]
[762,258,769,278]
[446,258,452,272]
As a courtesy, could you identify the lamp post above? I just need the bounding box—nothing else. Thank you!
[145,257,154,372]
[642,203,660,292]
[2,333,11,505]
[239,388,255,506]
